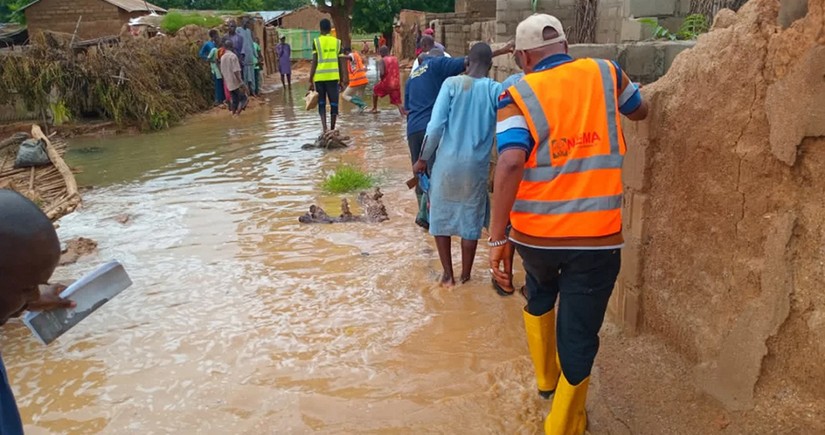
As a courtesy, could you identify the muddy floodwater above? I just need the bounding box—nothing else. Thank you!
[2,85,547,434]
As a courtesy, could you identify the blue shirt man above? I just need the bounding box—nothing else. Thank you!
[404,55,467,139]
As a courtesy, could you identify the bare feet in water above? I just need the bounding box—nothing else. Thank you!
[460,274,471,284]
[440,273,455,287]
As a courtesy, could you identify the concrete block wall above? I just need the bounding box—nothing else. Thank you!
[495,0,630,44]
[425,11,493,56]
[596,0,628,43]
[496,0,577,42]
[628,0,689,17]
[491,40,694,84]
[456,0,497,18]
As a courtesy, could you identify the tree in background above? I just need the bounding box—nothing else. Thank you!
[352,0,454,37]
[315,0,355,47]
[151,0,310,11]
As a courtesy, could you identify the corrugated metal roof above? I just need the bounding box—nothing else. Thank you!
[104,0,166,12]
[256,10,290,24]
[20,0,167,13]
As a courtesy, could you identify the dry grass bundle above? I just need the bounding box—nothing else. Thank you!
[689,0,749,20]
[0,32,213,131]
[0,125,80,221]
[571,0,598,44]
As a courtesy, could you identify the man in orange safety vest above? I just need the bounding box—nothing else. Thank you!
[342,46,369,112]
[490,14,649,435]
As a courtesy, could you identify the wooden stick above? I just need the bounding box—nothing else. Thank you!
[31,125,78,198]
[70,15,83,48]
[29,166,35,191]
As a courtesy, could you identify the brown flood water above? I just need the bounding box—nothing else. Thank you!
[2,85,549,434]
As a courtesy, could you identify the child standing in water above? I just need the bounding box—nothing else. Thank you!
[413,43,502,286]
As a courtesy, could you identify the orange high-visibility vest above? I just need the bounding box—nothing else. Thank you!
[348,52,369,87]
[507,58,627,239]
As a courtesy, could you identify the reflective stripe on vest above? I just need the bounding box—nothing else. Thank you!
[508,58,626,239]
[349,52,368,87]
[313,36,341,82]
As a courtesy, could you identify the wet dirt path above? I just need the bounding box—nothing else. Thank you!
[1,84,551,434]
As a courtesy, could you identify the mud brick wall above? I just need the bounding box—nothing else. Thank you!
[280,6,331,31]
[621,0,825,413]
[25,0,124,40]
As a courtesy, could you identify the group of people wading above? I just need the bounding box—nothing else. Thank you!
[306,13,650,434]
[0,14,651,435]
[308,19,405,131]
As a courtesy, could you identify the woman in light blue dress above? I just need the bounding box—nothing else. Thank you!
[413,43,502,286]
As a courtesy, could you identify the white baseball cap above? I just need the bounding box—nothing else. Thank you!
[515,14,567,51]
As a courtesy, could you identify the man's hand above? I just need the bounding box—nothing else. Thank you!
[308,82,315,92]
[492,41,516,58]
[339,82,347,93]
[27,284,76,312]
[412,159,427,174]
[503,40,515,53]
[489,244,513,289]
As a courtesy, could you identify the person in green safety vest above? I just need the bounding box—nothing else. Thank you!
[308,19,347,132]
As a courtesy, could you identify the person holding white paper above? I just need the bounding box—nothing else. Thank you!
[0,190,75,434]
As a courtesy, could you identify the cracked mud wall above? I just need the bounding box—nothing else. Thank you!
[621,0,825,411]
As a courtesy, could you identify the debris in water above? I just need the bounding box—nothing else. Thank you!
[302,130,351,150]
[114,213,131,224]
[59,237,98,266]
[299,188,389,224]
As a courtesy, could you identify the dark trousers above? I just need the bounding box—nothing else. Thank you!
[213,74,225,104]
[516,245,621,385]
[229,88,247,113]
[315,80,340,116]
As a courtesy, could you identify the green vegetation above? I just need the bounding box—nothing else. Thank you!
[160,11,224,34]
[0,0,27,24]
[322,165,376,194]
[352,0,455,34]
[49,101,71,126]
[640,14,710,41]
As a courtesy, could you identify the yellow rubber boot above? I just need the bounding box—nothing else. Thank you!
[545,373,589,435]
[522,309,560,398]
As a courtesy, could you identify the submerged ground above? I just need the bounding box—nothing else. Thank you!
[1,84,810,434]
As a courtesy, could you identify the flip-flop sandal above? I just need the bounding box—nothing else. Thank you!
[414,218,429,230]
[492,279,515,297]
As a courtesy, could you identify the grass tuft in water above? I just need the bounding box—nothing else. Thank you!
[322,165,375,194]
